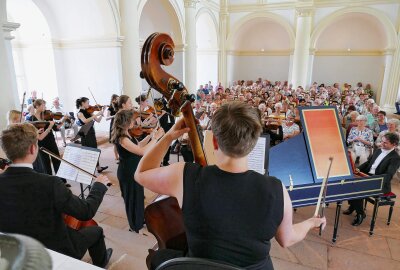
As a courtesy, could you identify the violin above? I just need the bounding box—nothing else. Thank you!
[140,33,207,254]
[41,110,65,121]
[31,121,50,130]
[63,215,98,230]
[128,126,153,138]
[86,105,106,114]
[0,158,11,170]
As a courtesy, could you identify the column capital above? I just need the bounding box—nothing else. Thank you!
[2,21,20,40]
[184,0,199,9]
[296,8,314,17]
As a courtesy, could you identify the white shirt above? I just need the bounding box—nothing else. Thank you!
[9,163,33,169]
[369,148,394,174]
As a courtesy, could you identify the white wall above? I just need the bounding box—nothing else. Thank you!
[197,53,218,88]
[227,55,290,85]
[312,56,385,93]
[54,46,123,131]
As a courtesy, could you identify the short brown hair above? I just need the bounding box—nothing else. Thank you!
[211,102,262,158]
[0,123,38,161]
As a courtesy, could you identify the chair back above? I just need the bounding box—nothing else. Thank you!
[155,257,244,270]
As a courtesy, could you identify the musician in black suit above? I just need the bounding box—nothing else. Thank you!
[344,133,400,226]
[0,123,113,267]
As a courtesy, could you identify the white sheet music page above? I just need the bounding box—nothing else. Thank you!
[56,145,99,185]
[248,137,266,175]
[56,146,80,181]
[76,148,100,185]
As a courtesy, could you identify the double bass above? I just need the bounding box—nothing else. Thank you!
[140,33,207,253]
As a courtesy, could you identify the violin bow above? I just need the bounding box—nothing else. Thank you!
[88,87,102,112]
[40,147,112,187]
[20,91,26,123]
[148,87,162,127]
[314,157,334,236]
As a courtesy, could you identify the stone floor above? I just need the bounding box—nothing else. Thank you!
[61,133,400,270]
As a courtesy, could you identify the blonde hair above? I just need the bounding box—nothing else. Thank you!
[7,110,22,125]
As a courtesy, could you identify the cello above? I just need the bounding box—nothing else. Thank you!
[140,33,207,254]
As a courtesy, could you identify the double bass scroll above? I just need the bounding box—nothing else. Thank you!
[140,32,206,167]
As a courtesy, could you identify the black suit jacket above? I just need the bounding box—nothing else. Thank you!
[0,167,107,258]
[358,149,400,193]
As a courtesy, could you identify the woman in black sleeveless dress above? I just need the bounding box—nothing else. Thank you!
[111,109,164,233]
[27,99,60,175]
[76,97,108,172]
[135,102,327,270]
[106,94,119,162]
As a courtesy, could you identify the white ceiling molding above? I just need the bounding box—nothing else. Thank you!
[227,50,292,56]
[310,6,398,51]
[226,12,296,51]
[50,36,124,49]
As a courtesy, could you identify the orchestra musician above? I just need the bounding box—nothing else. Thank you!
[136,94,158,128]
[0,123,113,268]
[76,97,108,173]
[106,94,119,162]
[111,109,164,233]
[51,97,79,147]
[27,99,61,176]
[135,102,326,270]
[344,133,400,226]
[7,109,47,174]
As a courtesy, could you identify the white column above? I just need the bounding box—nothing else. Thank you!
[0,0,20,130]
[381,36,400,112]
[218,0,228,88]
[120,0,142,100]
[307,49,315,86]
[378,49,394,106]
[184,0,198,93]
[287,51,294,84]
[291,9,313,89]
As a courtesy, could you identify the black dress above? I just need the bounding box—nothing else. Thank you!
[78,109,98,149]
[28,115,60,175]
[151,163,285,270]
[107,106,117,142]
[116,136,144,232]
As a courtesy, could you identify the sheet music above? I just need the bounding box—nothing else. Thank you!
[203,131,267,174]
[248,137,266,175]
[56,146,80,181]
[56,145,99,185]
[76,148,100,185]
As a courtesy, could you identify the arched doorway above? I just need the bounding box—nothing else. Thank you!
[226,14,294,86]
[196,9,218,90]
[311,7,396,103]
[139,0,184,93]
[8,0,58,102]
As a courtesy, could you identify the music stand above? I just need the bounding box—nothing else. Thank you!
[71,121,94,142]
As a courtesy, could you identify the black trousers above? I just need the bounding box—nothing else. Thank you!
[78,226,108,267]
[348,199,364,215]
[163,146,171,164]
